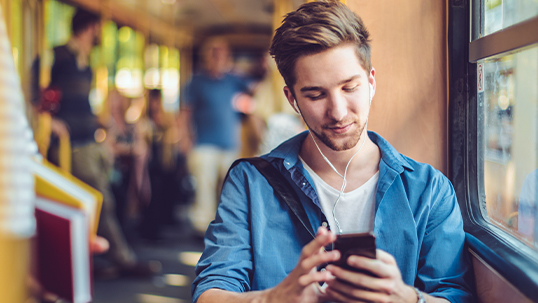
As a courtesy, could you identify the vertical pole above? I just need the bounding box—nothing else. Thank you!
[271,0,293,112]
[273,0,293,34]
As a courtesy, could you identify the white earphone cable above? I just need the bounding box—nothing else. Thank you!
[308,131,366,234]
[295,84,372,234]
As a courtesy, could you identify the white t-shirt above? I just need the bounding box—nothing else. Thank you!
[300,157,378,234]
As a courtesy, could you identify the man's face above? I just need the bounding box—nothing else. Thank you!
[284,44,375,152]
[204,41,230,74]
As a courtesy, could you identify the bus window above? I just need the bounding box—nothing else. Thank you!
[480,0,538,38]
[449,0,538,300]
[480,45,538,250]
[472,0,538,252]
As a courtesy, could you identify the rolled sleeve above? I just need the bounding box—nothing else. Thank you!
[192,163,253,302]
[418,176,475,303]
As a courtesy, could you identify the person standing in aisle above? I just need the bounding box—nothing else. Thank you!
[49,8,157,278]
[179,38,251,236]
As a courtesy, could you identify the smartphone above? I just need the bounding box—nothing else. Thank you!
[330,232,377,275]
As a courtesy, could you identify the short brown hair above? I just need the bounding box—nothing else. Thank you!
[269,0,371,89]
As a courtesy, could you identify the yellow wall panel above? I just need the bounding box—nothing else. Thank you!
[347,0,448,172]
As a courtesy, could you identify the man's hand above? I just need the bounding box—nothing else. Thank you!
[90,236,109,254]
[262,226,340,303]
[177,109,193,154]
[324,249,417,303]
[50,118,69,138]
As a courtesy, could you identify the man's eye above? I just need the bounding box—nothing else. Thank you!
[343,86,358,92]
[307,94,324,100]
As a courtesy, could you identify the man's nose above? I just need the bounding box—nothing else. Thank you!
[327,92,348,122]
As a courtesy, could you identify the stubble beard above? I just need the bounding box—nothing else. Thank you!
[308,118,367,152]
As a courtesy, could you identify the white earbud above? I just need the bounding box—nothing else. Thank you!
[293,99,300,114]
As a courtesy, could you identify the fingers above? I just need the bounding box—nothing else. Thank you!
[325,280,388,303]
[324,250,410,302]
[324,290,361,303]
[326,265,390,292]
[299,250,340,273]
[300,226,336,259]
[275,227,337,301]
[297,268,335,287]
[341,249,398,279]
[346,255,393,278]
[90,236,110,254]
[295,227,339,276]
[291,226,339,289]
[375,249,397,265]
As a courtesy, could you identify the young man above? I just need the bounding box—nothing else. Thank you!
[192,1,474,303]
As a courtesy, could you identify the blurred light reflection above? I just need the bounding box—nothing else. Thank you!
[178,251,202,267]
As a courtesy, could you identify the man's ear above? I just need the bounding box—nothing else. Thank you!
[369,67,377,97]
[283,86,299,114]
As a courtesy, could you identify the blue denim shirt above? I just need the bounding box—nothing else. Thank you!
[192,131,474,303]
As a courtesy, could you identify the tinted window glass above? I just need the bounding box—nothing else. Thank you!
[481,44,538,250]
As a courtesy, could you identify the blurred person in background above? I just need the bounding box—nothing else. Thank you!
[251,53,305,155]
[106,90,150,231]
[179,38,251,236]
[140,89,193,240]
[48,8,157,278]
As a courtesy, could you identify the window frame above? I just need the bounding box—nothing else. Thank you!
[448,0,538,299]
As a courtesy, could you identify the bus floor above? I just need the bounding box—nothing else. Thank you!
[93,213,204,303]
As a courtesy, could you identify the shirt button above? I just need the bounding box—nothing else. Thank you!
[322,222,328,227]
[302,182,306,186]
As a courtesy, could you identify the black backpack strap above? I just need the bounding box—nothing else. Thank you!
[227,157,316,238]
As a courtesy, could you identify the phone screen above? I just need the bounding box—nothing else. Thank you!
[330,232,376,275]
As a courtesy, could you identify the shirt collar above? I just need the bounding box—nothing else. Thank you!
[266,130,414,172]
[266,131,308,170]
[367,131,414,172]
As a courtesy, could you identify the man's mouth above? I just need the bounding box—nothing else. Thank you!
[326,123,353,134]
